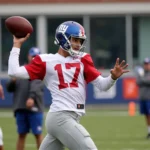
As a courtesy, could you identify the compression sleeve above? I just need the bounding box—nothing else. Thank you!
[91,75,116,91]
[8,47,29,79]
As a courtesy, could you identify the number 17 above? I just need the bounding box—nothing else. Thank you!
[55,63,80,90]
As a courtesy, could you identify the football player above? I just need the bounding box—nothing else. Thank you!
[8,21,129,150]
[136,58,150,139]
[0,83,4,150]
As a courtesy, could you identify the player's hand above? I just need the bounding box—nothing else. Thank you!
[0,84,4,100]
[11,77,17,82]
[13,33,30,48]
[26,98,34,108]
[110,58,130,80]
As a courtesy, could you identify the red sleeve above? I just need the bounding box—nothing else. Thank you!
[81,54,101,83]
[25,55,46,80]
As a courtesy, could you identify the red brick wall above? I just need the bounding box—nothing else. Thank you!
[0,0,149,4]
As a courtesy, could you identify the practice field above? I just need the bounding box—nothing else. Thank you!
[0,109,150,150]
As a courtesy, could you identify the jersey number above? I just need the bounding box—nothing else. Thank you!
[55,63,80,89]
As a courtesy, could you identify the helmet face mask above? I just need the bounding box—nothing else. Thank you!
[68,36,86,57]
[54,21,86,57]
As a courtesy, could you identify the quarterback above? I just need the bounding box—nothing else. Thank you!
[8,21,129,150]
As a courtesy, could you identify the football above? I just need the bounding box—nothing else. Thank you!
[5,16,33,38]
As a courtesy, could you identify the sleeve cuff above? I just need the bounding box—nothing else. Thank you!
[109,74,117,83]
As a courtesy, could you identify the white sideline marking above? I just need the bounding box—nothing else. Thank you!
[8,143,36,148]
[0,111,139,118]
[122,149,135,150]
[0,112,13,117]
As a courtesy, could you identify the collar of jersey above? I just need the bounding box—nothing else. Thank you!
[56,53,72,59]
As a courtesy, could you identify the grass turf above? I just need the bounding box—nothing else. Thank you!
[0,109,150,150]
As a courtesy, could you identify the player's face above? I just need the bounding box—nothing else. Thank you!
[70,37,84,51]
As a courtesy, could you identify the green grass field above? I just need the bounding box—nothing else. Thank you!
[0,109,150,150]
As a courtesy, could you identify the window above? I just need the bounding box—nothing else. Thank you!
[2,17,36,71]
[90,17,126,69]
[133,16,150,66]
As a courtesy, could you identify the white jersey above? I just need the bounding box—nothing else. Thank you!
[8,48,116,116]
[24,53,101,115]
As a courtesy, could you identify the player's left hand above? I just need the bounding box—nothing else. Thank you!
[110,58,129,80]
[0,84,4,100]
[26,98,34,108]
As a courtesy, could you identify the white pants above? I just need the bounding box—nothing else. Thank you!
[39,111,97,150]
[0,128,3,146]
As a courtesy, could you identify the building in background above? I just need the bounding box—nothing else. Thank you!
[0,0,149,74]
[0,0,148,105]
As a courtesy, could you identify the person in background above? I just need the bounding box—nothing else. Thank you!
[0,127,4,150]
[136,58,150,139]
[0,83,4,100]
[0,81,4,150]
[7,47,45,150]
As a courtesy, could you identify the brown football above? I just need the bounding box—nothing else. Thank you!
[5,16,33,38]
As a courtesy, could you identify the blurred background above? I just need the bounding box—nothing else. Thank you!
[0,0,150,150]
[0,0,145,107]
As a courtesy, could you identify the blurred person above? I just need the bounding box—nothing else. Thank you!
[8,21,129,150]
[7,47,44,150]
[0,128,4,150]
[136,58,150,139]
[0,83,4,100]
[0,82,4,150]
